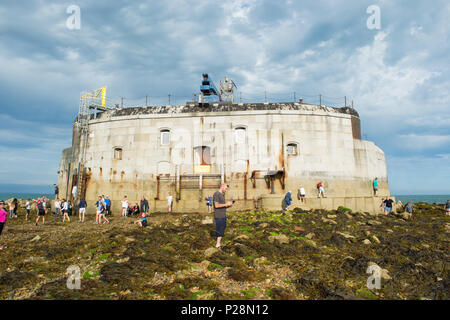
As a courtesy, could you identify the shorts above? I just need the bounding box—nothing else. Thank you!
[38,209,45,216]
[79,208,86,214]
[215,217,227,237]
[319,187,324,193]
[26,209,30,214]
[385,206,392,213]
[141,219,148,227]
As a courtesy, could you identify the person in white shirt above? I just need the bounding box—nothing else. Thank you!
[25,200,31,221]
[72,185,78,200]
[54,199,61,217]
[167,193,173,214]
[298,187,306,203]
[62,199,70,223]
[121,196,128,217]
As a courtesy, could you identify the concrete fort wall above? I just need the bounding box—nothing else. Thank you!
[57,103,390,214]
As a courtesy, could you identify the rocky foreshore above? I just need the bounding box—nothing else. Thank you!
[0,203,448,300]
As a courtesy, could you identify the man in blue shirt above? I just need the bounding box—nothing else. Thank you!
[282,191,292,212]
[104,195,111,215]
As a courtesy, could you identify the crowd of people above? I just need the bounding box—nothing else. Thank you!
[0,181,449,252]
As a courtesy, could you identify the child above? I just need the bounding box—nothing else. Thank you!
[121,196,128,217]
[167,192,173,214]
[134,210,148,227]
[0,200,8,250]
[62,199,70,223]
[98,201,110,225]
[205,195,212,214]
[25,199,31,221]
[54,198,61,217]
[78,198,87,223]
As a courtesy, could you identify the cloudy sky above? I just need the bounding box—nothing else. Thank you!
[0,0,449,194]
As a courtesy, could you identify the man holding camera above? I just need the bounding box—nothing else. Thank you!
[213,183,234,249]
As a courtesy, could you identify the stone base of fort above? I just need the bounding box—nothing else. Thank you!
[75,195,391,216]
[259,194,393,214]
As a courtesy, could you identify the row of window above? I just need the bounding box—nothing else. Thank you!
[113,143,298,160]
[160,128,246,146]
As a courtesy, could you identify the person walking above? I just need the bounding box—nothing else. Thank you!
[95,196,105,224]
[25,199,31,221]
[104,195,111,215]
[35,197,46,225]
[167,192,173,214]
[383,196,395,215]
[373,178,379,196]
[379,197,386,213]
[205,195,213,214]
[62,199,70,223]
[404,202,414,216]
[0,200,8,250]
[213,184,233,249]
[140,196,149,217]
[98,200,110,225]
[445,200,450,216]
[121,196,128,217]
[8,199,17,219]
[54,198,61,217]
[78,198,87,223]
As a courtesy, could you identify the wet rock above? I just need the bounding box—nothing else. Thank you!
[321,217,337,225]
[328,233,351,248]
[401,212,412,220]
[259,223,269,228]
[305,233,315,239]
[268,234,289,244]
[369,235,381,244]
[327,214,337,219]
[363,239,371,245]
[294,226,305,232]
[234,235,249,241]
[336,232,355,240]
[30,235,41,242]
[201,217,213,224]
[367,220,381,226]
[254,257,267,267]
[204,247,220,258]
[233,243,250,257]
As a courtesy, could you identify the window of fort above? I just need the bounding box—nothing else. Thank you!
[114,147,123,160]
[287,143,298,156]
[235,127,246,144]
[193,146,211,173]
[160,129,170,145]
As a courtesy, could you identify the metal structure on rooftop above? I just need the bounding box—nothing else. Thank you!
[219,76,237,103]
[74,86,118,200]
[199,73,220,103]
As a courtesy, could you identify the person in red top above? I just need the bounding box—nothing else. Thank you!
[0,200,8,250]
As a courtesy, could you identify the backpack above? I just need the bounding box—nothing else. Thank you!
[37,201,44,210]
[317,183,321,189]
